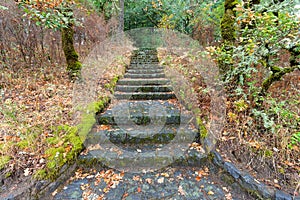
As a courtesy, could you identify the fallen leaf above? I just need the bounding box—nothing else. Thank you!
[136,149,142,153]
[178,185,186,196]
[137,187,142,193]
[157,177,164,184]
[207,191,214,195]
[195,176,201,181]
[133,175,141,181]
[24,168,30,176]
[145,178,153,184]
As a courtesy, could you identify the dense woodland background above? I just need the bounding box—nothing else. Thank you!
[0,0,299,196]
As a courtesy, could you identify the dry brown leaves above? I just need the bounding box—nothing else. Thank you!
[0,64,73,173]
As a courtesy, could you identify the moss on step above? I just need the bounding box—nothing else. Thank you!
[34,126,83,181]
[196,117,208,139]
[0,155,11,170]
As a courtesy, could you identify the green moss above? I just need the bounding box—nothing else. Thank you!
[104,75,120,93]
[0,143,4,151]
[67,61,82,77]
[45,147,65,160]
[221,0,237,42]
[61,25,82,79]
[0,155,10,170]
[34,125,84,180]
[259,149,273,158]
[207,152,215,161]
[264,149,273,157]
[17,140,30,149]
[46,136,60,145]
[78,96,111,141]
[33,169,47,180]
[5,172,12,178]
[196,117,208,139]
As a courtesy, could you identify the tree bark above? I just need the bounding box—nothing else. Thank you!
[61,25,81,79]
[220,0,237,43]
[61,6,82,80]
[118,0,124,33]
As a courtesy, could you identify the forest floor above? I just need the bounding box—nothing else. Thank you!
[157,48,300,197]
[0,47,299,199]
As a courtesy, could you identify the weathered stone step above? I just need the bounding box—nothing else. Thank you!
[124,73,165,79]
[129,64,163,69]
[117,78,170,86]
[127,68,164,74]
[97,108,191,125]
[131,57,158,60]
[127,67,164,72]
[129,62,160,65]
[79,145,206,171]
[85,124,197,145]
[115,85,172,92]
[97,101,193,125]
[114,92,176,100]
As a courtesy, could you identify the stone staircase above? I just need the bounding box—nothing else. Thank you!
[80,48,200,172]
[52,48,266,200]
[114,49,175,100]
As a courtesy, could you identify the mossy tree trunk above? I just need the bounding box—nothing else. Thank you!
[219,0,237,75]
[61,25,82,79]
[60,5,82,80]
[220,0,237,43]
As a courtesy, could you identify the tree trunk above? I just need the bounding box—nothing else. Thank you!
[220,0,237,43]
[118,0,124,33]
[61,25,82,79]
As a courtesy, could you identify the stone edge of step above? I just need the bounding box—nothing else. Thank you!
[211,150,295,200]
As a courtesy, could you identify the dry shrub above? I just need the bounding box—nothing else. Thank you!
[192,22,217,47]
[0,1,116,72]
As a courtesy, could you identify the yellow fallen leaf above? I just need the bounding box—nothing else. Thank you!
[207,191,214,195]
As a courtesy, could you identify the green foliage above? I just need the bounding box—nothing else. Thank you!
[87,0,119,20]
[0,99,18,122]
[234,99,248,112]
[207,1,300,159]
[18,1,81,30]
[0,5,8,10]
[289,132,300,148]
[211,0,300,96]
[123,0,224,34]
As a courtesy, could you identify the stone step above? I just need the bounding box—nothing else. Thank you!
[131,57,158,60]
[127,67,164,72]
[114,92,176,100]
[128,64,163,69]
[85,124,197,145]
[124,73,165,79]
[130,62,160,65]
[117,78,170,86]
[115,85,172,93]
[127,69,164,74]
[97,100,193,125]
[79,145,206,171]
